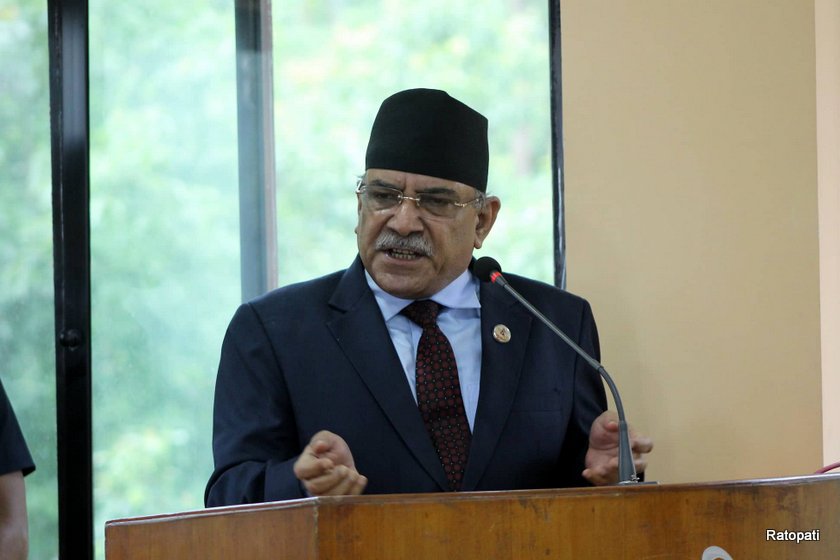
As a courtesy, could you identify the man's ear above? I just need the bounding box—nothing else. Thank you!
[474,196,501,249]
[355,172,367,216]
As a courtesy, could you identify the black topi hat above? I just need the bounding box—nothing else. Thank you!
[365,88,488,192]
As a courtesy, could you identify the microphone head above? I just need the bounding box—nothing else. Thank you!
[473,256,502,282]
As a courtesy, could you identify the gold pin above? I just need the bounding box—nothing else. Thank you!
[492,324,511,343]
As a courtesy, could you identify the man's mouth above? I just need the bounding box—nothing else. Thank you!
[383,248,425,260]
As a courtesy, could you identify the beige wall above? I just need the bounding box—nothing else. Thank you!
[816,0,840,467]
[561,0,824,482]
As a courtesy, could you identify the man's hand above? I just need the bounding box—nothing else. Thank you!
[293,430,368,496]
[582,411,653,486]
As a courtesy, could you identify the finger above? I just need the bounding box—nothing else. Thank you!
[321,447,354,469]
[315,466,366,496]
[633,457,648,474]
[589,427,622,450]
[602,419,620,432]
[631,436,654,454]
[308,431,357,469]
[341,469,368,496]
[599,411,619,425]
[583,455,620,485]
[310,438,334,456]
[309,430,341,453]
[302,467,346,495]
[326,466,366,496]
[294,456,334,481]
[585,452,618,473]
[590,422,619,445]
[582,468,600,484]
[582,466,615,486]
[591,416,618,432]
[352,474,368,495]
[582,467,605,484]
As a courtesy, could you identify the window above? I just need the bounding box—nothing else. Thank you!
[0,2,58,557]
[88,1,239,555]
[273,0,555,285]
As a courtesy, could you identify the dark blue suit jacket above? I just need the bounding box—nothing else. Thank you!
[205,257,607,506]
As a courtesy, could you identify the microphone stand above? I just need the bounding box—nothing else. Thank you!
[490,272,639,484]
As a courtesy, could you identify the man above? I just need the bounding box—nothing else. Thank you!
[0,378,35,560]
[206,88,651,505]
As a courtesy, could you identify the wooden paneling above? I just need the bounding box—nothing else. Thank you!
[106,475,840,559]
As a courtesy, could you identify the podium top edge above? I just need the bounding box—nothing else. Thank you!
[105,472,840,526]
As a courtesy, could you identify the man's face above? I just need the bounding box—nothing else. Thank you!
[356,168,501,299]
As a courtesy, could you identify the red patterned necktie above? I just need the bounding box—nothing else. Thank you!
[401,300,471,491]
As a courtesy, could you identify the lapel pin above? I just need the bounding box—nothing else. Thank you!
[492,324,511,343]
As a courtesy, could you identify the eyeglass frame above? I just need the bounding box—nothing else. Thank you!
[355,177,486,218]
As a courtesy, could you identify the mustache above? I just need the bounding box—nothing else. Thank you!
[375,231,433,257]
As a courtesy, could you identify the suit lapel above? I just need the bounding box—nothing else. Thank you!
[461,280,533,490]
[325,258,449,491]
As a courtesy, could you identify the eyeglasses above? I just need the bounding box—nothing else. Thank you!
[355,181,484,219]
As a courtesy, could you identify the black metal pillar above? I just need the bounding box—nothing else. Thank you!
[47,0,94,557]
[235,0,278,301]
[548,0,566,289]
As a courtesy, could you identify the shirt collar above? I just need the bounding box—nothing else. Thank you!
[364,267,481,322]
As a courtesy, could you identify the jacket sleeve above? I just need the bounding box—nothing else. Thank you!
[555,299,608,487]
[0,379,35,477]
[204,303,306,506]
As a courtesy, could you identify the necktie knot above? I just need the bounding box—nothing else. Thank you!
[400,300,441,329]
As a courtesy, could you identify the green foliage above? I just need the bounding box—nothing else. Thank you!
[87,0,240,556]
[273,0,554,285]
[2,0,555,558]
[1,2,59,558]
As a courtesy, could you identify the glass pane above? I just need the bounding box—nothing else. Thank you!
[274,0,553,285]
[0,1,58,558]
[88,1,239,556]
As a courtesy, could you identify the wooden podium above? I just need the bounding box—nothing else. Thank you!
[105,474,839,559]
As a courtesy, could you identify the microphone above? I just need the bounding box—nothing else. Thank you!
[473,256,639,484]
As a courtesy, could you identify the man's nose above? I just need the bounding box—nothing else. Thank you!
[387,198,425,235]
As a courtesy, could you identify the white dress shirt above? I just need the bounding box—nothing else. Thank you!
[364,269,482,431]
